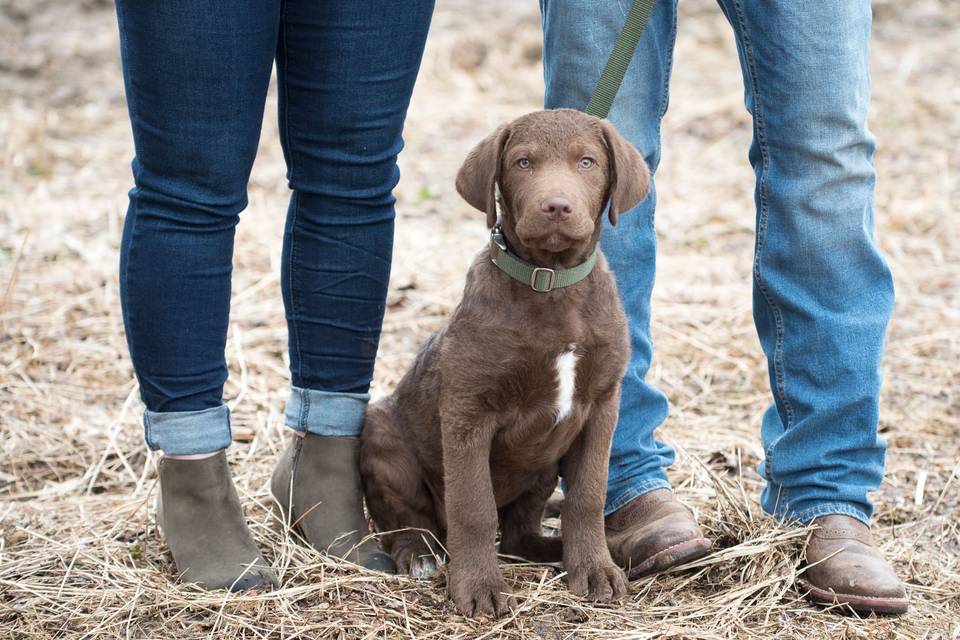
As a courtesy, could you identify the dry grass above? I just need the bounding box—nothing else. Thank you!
[1,0,958,637]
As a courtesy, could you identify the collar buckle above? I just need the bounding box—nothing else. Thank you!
[491,223,507,251]
[529,267,557,292]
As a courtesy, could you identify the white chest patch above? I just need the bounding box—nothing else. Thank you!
[553,345,580,424]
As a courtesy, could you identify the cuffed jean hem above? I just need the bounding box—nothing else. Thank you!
[284,385,369,437]
[604,476,673,517]
[143,404,232,455]
[777,502,872,527]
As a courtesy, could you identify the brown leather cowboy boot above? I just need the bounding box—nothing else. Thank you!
[157,452,278,591]
[605,489,712,579]
[799,514,908,614]
[271,433,395,572]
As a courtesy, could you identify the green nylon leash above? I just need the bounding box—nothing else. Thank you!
[584,0,656,119]
[487,0,654,291]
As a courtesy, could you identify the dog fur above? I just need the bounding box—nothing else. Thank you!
[360,108,650,618]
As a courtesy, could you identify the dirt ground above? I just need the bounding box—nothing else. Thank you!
[1,0,958,638]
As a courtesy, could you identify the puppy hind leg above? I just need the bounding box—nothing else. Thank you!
[360,403,443,579]
[499,467,563,563]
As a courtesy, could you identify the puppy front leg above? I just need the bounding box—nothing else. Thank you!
[561,393,628,601]
[442,414,515,618]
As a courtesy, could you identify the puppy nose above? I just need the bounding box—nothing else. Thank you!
[540,196,573,221]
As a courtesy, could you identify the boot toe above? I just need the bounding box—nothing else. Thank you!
[625,534,712,578]
[229,567,279,592]
[802,559,908,614]
[361,551,398,574]
[801,515,909,615]
[605,490,712,579]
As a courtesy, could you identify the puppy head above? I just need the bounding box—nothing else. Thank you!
[456,109,649,265]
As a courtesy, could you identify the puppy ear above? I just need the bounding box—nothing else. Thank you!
[456,124,511,228]
[599,119,650,226]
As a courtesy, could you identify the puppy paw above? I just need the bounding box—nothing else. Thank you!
[566,560,628,602]
[449,569,516,619]
[408,554,440,579]
[394,543,441,579]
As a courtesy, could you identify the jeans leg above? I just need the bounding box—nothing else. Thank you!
[540,0,678,514]
[276,0,434,437]
[715,0,893,524]
[115,0,280,455]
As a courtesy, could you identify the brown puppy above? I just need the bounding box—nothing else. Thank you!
[360,109,649,618]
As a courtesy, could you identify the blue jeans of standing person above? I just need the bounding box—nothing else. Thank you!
[540,0,894,524]
[115,0,434,455]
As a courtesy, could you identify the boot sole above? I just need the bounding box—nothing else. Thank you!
[627,537,713,580]
[798,580,908,615]
[269,502,397,574]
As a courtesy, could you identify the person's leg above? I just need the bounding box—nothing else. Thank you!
[277,0,432,435]
[542,0,675,518]
[115,0,280,589]
[117,2,279,455]
[714,0,892,530]
[269,0,434,570]
[540,0,710,579]
[715,0,905,612]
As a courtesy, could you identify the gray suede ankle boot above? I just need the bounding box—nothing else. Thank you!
[157,452,278,591]
[271,433,395,572]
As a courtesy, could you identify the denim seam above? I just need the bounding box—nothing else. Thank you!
[300,386,310,431]
[122,171,144,404]
[117,0,142,392]
[728,0,796,494]
[289,193,305,389]
[123,188,142,326]
[657,0,678,121]
[765,480,787,520]
[278,1,306,391]
[118,0,154,426]
[144,405,153,449]
[644,0,676,231]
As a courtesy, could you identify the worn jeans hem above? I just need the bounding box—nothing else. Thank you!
[604,476,673,517]
[143,404,232,455]
[284,385,369,437]
[783,502,872,526]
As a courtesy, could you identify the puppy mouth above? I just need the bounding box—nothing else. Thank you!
[517,221,593,254]
[532,232,575,253]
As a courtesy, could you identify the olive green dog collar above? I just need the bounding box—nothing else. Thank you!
[489,225,597,293]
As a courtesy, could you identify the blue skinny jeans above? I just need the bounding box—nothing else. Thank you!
[541,0,894,524]
[115,0,434,455]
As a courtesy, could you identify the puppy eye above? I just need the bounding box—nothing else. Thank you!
[578,157,595,169]
[517,158,531,169]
